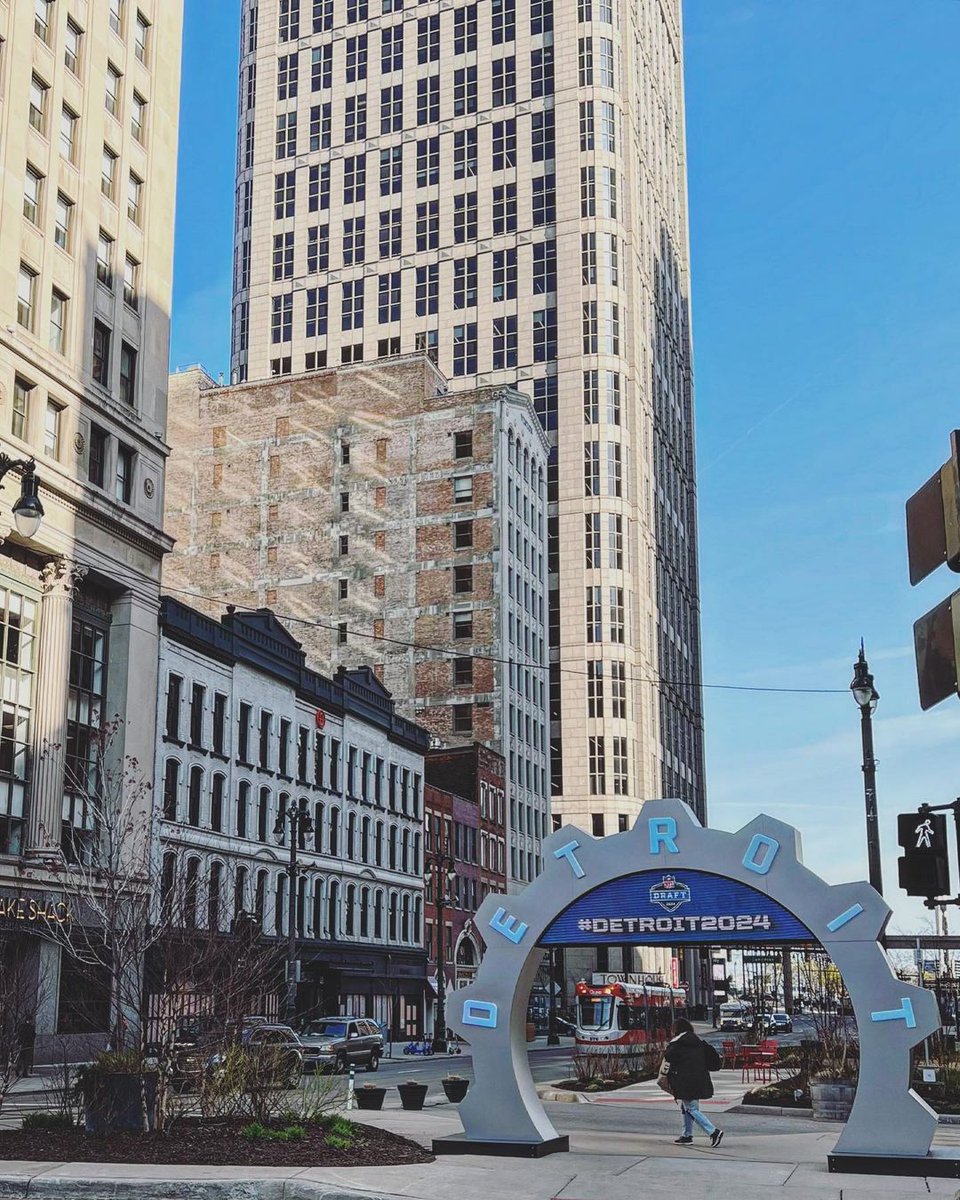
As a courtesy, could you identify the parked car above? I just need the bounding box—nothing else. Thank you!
[298,1016,383,1073]
[761,1011,793,1035]
[210,1023,318,1087]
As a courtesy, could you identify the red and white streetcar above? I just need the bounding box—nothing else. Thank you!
[575,976,687,1050]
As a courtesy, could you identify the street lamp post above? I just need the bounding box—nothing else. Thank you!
[425,849,456,1053]
[546,946,560,1045]
[0,456,44,537]
[274,801,314,1022]
[851,642,883,896]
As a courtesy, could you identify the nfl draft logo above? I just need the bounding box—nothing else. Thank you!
[650,875,691,913]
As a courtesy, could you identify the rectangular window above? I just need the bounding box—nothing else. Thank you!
[274,171,295,219]
[416,74,439,124]
[609,587,625,643]
[378,209,401,258]
[258,710,271,768]
[88,425,107,488]
[416,200,439,251]
[96,232,114,288]
[492,248,517,302]
[12,377,32,441]
[415,265,439,316]
[341,279,364,330]
[532,111,555,163]
[607,441,622,497]
[29,75,48,133]
[587,660,603,718]
[63,615,108,862]
[119,342,138,406]
[277,53,298,99]
[585,513,601,568]
[115,444,134,504]
[34,0,52,43]
[123,256,139,310]
[105,63,122,118]
[65,20,83,73]
[610,661,626,719]
[533,307,557,362]
[381,145,403,195]
[453,66,477,116]
[453,257,478,310]
[271,293,294,342]
[276,111,297,158]
[279,0,300,41]
[454,431,473,459]
[92,321,111,386]
[416,136,439,187]
[378,272,401,323]
[492,0,516,44]
[312,43,333,90]
[454,520,473,549]
[305,286,328,336]
[532,241,557,295]
[190,682,205,747]
[381,24,403,73]
[584,441,600,497]
[23,167,43,225]
[454,128,478,179]
[417,14,440,62]
[452,611,473,640]
[44,401,61,459]
[589,736,606,795]
[345,33,367,82]
[54,193,74,252]
[308,163,330,212]
[309,102,330,150]
[101,146,118,200]
[109,0,124,35]
[531,46,553,97]
[492,315,518,370]
[60,106,77,162]
[452,323,477,376]
[343,153,366,204]
[131,92,147,143]
[238,701,251,762]
[17,265,37,331]
[532,175,556,226]
[454,656,473,686]
[454,192,477,244]
[454,565,473,594]
[453,704,472,735]
[454,4,477,54]
[453,476,473,504]
[586,586,602,643]
[491,119,516,171]
[135,12,149,63]
[491,57,516,106]
[314,0,334,31]
[581,166,596,217]
[612,736,628,795]
[49,290,68,356]
[379,84,402,134]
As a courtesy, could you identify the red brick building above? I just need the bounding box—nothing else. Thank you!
[423,745,506,1029]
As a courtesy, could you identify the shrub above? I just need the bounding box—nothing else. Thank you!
[22,1111,76,1131]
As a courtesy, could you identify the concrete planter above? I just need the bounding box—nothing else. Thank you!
[397,1082,428,1110]
[355,1086,386,1110]
[810,1079,856,1122]
[442,1078,469,1103]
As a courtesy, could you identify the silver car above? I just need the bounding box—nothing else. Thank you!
[298,1016,383,1073]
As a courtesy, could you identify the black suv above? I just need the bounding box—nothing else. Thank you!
[298,1016,383,1073]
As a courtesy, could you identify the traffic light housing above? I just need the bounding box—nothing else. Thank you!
[913,590,960,710]
[897,810,951,899]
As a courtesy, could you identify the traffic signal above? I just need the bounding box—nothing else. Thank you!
[897,810,950,899]
[907,432,960,708]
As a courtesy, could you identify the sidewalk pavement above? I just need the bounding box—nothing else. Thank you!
[4,1098,960,1200]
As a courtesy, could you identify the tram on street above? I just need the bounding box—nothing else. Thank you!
[574,979,687,1050]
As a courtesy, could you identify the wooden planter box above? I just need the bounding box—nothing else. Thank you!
[397,1082,428,1111]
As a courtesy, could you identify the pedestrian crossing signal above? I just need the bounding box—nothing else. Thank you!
[897,810,950,899]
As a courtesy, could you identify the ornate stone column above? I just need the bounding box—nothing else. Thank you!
[25,558,87,858]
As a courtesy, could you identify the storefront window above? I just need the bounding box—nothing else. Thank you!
[62,615,108,863]
[0,584,38,856]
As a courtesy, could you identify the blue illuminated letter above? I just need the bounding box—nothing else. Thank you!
[554,840,586,878]
[463,1000,498,1029]
[489,906,529,945]
[743,834,779,875]
[649,817,679,855]
[871,998,916,1030]
[826,904,864,933]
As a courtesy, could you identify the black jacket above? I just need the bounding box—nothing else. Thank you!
[663,1031,716,1101]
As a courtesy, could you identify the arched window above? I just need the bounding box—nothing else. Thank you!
[208,860,223,930]
[163,759,180,820]
[314,801,324,852]
[254,869,267,926]
[210,774,225,833]
[329,807,340,857]
[401,892,410,943]
[312,877,324,938]
[359,886,370,937]
[361,816,370,863]
[328,879,340,939]
[413,893,422,944]
[234,866,247,924]
[345,884,356,936]
[346,810,357,860]
[401,828,410,873]
[276,873,287,936]
[388,825,398,871]
[297,875,306,936]
[258,787,270,842]
[188,766,203,826]
[277,792,290,844]
[456,937,476,967]
[375,820,384,866]
[388,891,398,942]
[413,831,422,875]
[373,889,384,939]
[160,851,175,919]
[236,780,250,838]
[184,856,200,928]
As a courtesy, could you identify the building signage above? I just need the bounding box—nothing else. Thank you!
[0,895,71,924]
[539,868,815,946]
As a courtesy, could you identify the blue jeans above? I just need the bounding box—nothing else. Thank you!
[681,1099,716,1138]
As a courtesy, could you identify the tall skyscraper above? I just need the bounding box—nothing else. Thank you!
[0,0,182,1056]
[231,0,705,843]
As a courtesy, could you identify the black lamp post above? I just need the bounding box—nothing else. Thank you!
[0,456,44,537]
[851,642,883,896]
[546,946,560,1045]
[274,800,314,1022]
[425,849,456,1053]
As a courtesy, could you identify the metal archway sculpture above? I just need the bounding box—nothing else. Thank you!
[439,799,941,1173]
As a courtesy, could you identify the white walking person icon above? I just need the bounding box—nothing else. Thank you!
[915,818,934,849]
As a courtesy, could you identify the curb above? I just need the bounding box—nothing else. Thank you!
[732,1103,960,1126]
[0,1175,400,1200]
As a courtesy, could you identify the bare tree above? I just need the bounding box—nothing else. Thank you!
[0,942,51,1119]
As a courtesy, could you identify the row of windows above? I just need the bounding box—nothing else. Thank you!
[164,676,422,815]
[162,850,423,944]
[273,0,559,45]
[33,0,151,71]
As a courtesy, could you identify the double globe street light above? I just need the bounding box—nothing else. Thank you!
[273,800,314,1021]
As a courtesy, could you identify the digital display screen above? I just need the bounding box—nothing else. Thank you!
[539,869,815,946]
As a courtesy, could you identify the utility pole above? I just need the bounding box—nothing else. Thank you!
[274,801,314,1022]
[425,847,456,1053]
[851,643,884,895]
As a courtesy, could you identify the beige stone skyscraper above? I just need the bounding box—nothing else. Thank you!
[230,0,705,849]
[0,0,182,1055]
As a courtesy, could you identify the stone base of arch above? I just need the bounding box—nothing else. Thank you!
[829,1149,960,1178]
[434,1134,570,1157]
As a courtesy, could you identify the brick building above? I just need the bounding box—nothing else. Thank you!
[164,356,548,889]
[423,744,507,1034]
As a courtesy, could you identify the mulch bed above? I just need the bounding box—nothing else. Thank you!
[554,1073,656,1093]
[0,1119,434,1167]
[743,1073,811,1109]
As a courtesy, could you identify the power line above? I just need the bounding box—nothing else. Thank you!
[161,584,848,697]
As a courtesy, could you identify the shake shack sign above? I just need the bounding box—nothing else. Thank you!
[0,894,71,924]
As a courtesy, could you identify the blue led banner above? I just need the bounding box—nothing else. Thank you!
[539,869,815,946]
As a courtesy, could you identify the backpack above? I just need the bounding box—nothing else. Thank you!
[703,1041,721,1072]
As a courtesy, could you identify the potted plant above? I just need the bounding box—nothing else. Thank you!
[355,1083,386,1111]
[808,1025,858,1121]
[441,1074,469,1103]
[76,1050,158,1133]
[396,1079,429,1110]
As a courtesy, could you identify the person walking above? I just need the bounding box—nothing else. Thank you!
[663,1017,724,1147]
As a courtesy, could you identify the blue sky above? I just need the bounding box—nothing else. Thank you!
[170,1,960,928]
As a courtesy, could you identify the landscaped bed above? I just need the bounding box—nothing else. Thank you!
[743,1073,811,1110]
[0,1117,434,1167]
